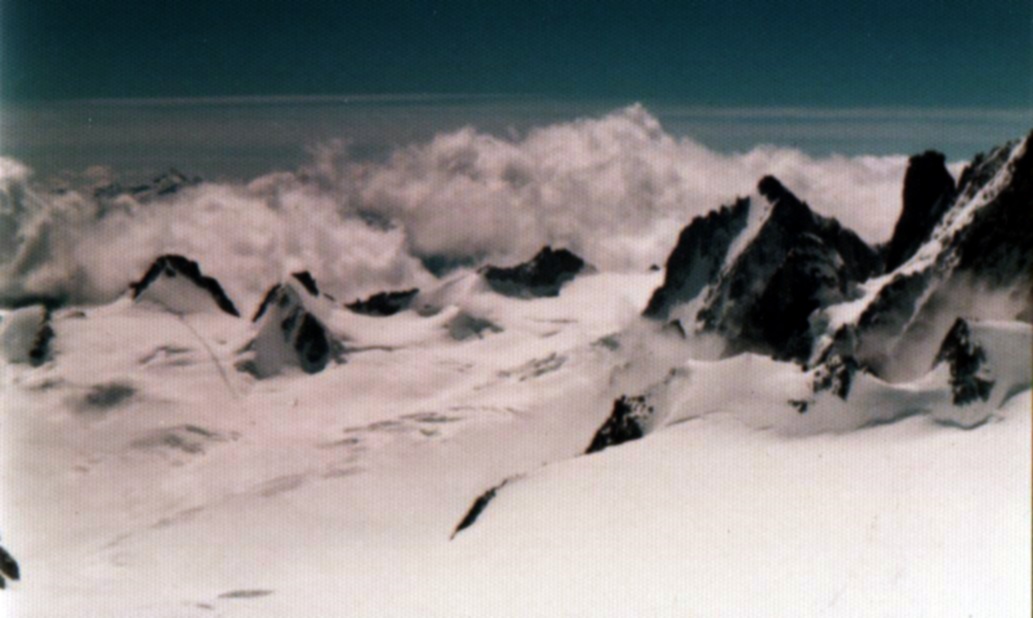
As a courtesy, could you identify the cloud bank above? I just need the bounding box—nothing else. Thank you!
[1,105,929,309]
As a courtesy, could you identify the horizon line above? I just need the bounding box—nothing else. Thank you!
[5,94,1031,121]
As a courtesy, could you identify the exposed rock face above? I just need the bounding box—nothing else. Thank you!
[950,142,1033,291]
[812,353,860,400]
[806,325,866,402]
[643,198,749,320]
[697,176,881,362]
[935,318,994,405]
[29,319,53,366]
[346,289,420,317]
[290,271,320,297]
[884,151,957,271]
[131,255,240,317]
[745,232,853,361]
[0,305,53,366]
[851,271,934,368]
[240,280,342,377]
[585,395,655,454]
[811,132,1033,377]
[451,479,511,539]
[0,542,19,589]
[482,246,586,298]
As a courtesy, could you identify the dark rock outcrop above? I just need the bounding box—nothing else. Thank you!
[950,139,1033,292]
[0,305,54,366]
[482,246,586,298]
[852,270,935,370]
[130,255,240,317]
[346,289,420,317]
[585,395,655,454]
[808,324,866,400]
[934,318,994,405]
[28,317,53,367]
[811,132,1032,375]
[812,353,860,400]
[293,313,334,373]
[697,176,881,362]
[857,271,933,333]
[291,271,320,297]
[240,282,342,377]
[643,197,749,320]
[451,479,511,539]
[884,151,957,271]
[744,232,852,361]
[0,542,19,589]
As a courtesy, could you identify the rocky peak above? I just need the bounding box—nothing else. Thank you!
[955,139,1019,203]
[346,289,420,317]
[809,133,1031,379]
[934,318,994,405]
[697,176,879,361]
[291,271,320,297]
[481,246,586,298]
[884,151,956,271]
[585,394,656,454]
[130,255,240,317]
[643,197,749,320]
[240,279,342,377]
[950,133,1033,290]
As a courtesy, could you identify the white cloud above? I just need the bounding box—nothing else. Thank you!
[351,105,908,268]
[0,105,932,308]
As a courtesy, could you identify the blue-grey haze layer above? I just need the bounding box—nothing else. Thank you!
[2,97,1030,182]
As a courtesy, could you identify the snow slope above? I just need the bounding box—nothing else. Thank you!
[0,260,1029,616]
[0,113,1030,616]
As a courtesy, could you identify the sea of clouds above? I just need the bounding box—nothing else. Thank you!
[0,104,939,311]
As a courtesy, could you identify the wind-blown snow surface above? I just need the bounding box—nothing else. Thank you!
[1,266,1030,616]
[0,107,1030,616]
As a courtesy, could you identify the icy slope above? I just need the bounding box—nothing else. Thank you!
[2,255,1029,616]
[451,392,1031,618]
[0,269,666,616]
[0,125,1030,616]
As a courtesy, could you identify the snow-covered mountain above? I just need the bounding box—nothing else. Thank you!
[647,131,1031,382]
[0,129,1029,616]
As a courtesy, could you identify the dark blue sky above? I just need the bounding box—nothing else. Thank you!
[2,0,1031,107]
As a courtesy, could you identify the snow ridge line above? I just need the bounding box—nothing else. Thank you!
[175,314,239,400]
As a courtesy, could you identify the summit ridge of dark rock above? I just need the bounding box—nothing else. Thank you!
[696,176,880,362]
[130,255,240,317]
[240,280,342,377]
[346,289,420,317]
[585,395,655,454]
[643,197,749,320]
[481,246,586,298]
[811,132,1032,377]
[883,151,957,271]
